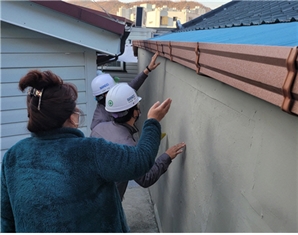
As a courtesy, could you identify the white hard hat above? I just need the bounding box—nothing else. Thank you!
[105,83,142,112]
[91,73,116,96]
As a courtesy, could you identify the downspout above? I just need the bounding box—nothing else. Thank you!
[97,25,132,66]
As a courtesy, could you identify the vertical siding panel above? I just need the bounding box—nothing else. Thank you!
[1,23,97,160]
[108,63,139,83]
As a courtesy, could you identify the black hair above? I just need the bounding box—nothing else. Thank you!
[113,104,138,124]
[96,94,106,106]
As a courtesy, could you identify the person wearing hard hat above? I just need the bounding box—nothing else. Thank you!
[90,83,186,201]
[90,52,160,130]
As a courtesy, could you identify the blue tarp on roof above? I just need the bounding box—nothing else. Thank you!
[150,22,298,47]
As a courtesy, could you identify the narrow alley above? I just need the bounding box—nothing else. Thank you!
[122,181,159,233]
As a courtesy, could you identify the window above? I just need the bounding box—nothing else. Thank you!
[160,16,168,26]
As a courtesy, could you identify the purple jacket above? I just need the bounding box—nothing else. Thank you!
[90,121,172,200]
[90,72,148,130]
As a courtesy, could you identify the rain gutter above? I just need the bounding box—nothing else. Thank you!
[30,0,131,35]
[30,0,133,66]
[133,40,298,116]
[97,29,131,66]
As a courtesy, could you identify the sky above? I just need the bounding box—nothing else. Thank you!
[199,1,230,9]
[118,0,231,9]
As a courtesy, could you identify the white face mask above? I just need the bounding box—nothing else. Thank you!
[72,108,84,128]
[72,112,80,128]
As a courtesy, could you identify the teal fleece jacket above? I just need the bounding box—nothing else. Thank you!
[1,119,161,233]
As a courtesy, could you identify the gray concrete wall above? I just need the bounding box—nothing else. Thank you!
[136,49,298,232]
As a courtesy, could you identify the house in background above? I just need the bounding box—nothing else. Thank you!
[102,26,173,82]
[100,26,157,82]
[133,0,298,232]
[117,3,208,28]
[0,0,133,160]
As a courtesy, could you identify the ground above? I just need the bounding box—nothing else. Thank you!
[122,181,159,233]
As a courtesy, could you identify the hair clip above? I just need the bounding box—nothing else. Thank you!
[27,88,44,110]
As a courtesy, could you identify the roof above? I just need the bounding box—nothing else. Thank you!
[133,0,298,116]
[1,0,132,63]
[151,0,298,47]
[176,0,298,31]
[151,22,297,46]
[31,0,133,35]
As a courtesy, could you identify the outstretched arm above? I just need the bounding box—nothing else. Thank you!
[129,52,160,90]
[134,142,186,188]
[143,51,160,75]
[95,99,173,182]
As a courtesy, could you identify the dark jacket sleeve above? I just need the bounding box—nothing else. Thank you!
[1,155,16,232]
[94,119,161,182]
[134,153,172,188]
[128,72,148,91]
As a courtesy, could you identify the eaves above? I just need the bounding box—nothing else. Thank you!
[1,0,131,56]
[132,40,298,116]
[30,0,133,35]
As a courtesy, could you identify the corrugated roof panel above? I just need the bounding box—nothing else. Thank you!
[178,0,298,32]
[151,22,298,47]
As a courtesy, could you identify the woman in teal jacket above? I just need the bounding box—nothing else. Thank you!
[1,70,171,233]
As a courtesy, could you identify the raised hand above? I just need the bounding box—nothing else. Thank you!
[165,142,186,159]
[147,98,172,122]
[147,52,161,71]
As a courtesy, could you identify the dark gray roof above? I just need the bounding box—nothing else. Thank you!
[175,0,298,32]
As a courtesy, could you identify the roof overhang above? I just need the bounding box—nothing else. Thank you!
[133,40,298,116]
[1,0,131,57]
[31,0,133,35]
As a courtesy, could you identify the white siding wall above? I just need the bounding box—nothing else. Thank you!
[1,22,97,160]
[107,63,139,83]
[128,27,156,43]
